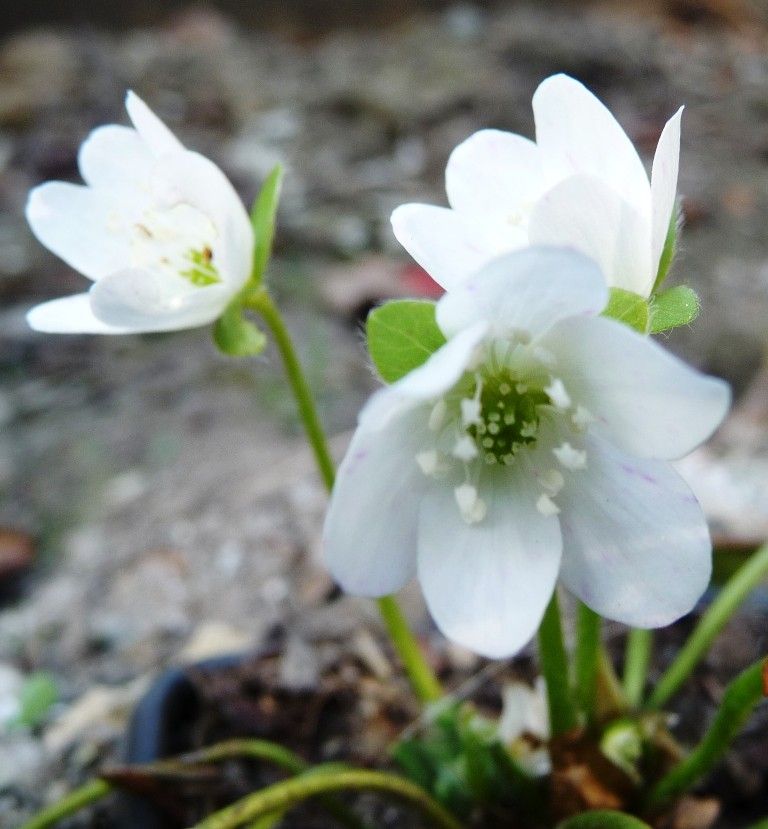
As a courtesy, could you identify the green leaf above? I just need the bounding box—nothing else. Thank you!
[250,164,284,286]
[602,288,649,334]
[14,672,57,729]
[649,285,700,334]
[213,302,267,357]
[653,207,678,292]
[366,300,446,383]
[557,811,652,829]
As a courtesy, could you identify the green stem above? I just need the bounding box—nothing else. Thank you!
[596,648,629,717]
[377,594,442,704]
[190,767,463,829]
[623,629,653,709]
[574,602,601,724]
[19,780,113,829]
[645,657,767,811]
[178,738,305,774]
[249,289,443,703]
[649,543,768,709]
[538,592,578,735]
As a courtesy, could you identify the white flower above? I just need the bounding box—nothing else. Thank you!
[26,92,253,334]
[391,74,682,297]
[323,248,729,658]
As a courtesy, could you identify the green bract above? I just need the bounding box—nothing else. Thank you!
[649,286,700,334]
[214,301,267,357]
[366,299,446,383]
[249,163,284,289]
[602,288,650,334]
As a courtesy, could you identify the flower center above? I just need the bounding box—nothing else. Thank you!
[469,372,549,466]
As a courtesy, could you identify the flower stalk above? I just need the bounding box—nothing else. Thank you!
[538,592,578,735]
[649,543,768,709]
[574,602,601,723]
[247,288,443,704]
[623,629,653,709]
[19,780,113,829]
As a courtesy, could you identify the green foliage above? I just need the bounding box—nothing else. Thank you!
[366,299,446,383]
[213,302,267,357]
[12,672,58,729]
[649,286,700,334]
[250,164,284,287]
[557,811,652,829]
[393,704,544,821]
[602,288,649,334]
[653,209,678,292]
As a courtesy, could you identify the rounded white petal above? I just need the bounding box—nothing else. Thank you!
[417,467,562,658]
[558,433,712,628]
[390,203,494,290]
[89,268,231,332]
[528,174,653,296]
[436,247,607,341]
[651,107,683,275]
[125,91,184,156]
[26,182,131,281]
[533,74,650,218]
[27,294,132,335]
[446,129,545,220]
[361,321,488,430]
[153,150,253,290]
[78,125,154,191]
[323,409,431,596]
[542,315,731,459]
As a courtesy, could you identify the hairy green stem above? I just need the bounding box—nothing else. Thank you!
[190,767,463,829]
[19,780,113,829]
[574,602,601,723]
[646,657,767,811]
[249,290,443,704]
[623,629,653,709]
[649,543,768,709]
[538,592,578,735]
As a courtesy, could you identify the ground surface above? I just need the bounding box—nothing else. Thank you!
[1,1,768,826]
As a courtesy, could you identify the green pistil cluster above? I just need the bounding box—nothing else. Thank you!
[471,373,549,465]
[181,246,222,286]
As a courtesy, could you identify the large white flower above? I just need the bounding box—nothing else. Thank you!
[391,74,682,297]
[26,92,253,334]
[323,248,729,658]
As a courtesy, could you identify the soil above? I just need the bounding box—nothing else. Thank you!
[1,1,768,827]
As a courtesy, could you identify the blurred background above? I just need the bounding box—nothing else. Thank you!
[2,0,768,823]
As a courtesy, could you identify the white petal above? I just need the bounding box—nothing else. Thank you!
[125,91,184,156]
[361,321,488,430]
[417,467,562,658]
[152,150,253,290]
[529,174,653,296]
[89,268,231,332]
[27,294,132,334]
[651,107,683,275]
[446,129,545,220]
[78,125,153,191]
[533,74,650,218]
[542,315,730,459]
[390,204,494,290]
[26,182,131,280]
[558,432,712,628]
[323,410,430,596]
[436,247,607,341]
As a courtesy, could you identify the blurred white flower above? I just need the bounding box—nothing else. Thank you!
[498,678,551,776]
[26,92,253,334]
[323,247,729,658]
[392,74,682,297]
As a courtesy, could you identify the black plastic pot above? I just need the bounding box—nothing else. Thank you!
[122,653,246,829]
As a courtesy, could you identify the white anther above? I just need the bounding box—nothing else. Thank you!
[488,422,500,435]
[515,382,529,394]
[452,435,478,462]
[416,450,441,476]
[429,399,447,432]
[553,442,587,471]
[520,421,537,438]
[572,405,595,430]
[503,412,516,425]
[499,382,512,395]
[539,469,565,496]
[545,378,571,410]
[536,493,560,516]
[461,397,482,427]
[454,484,487,524]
